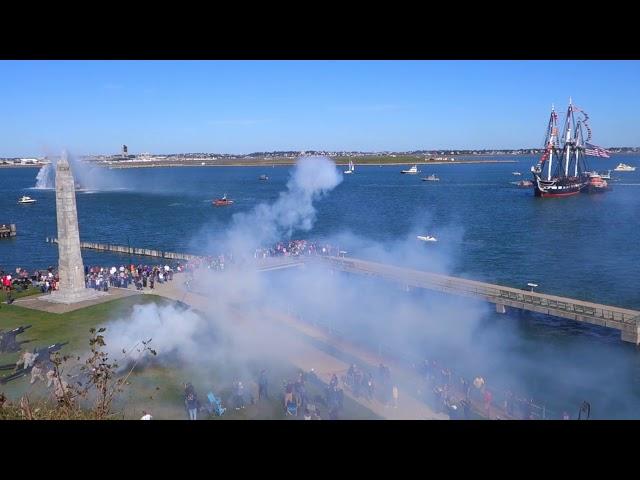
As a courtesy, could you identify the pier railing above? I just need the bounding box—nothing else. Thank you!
[46,237,204,261]
[318,256,640,344]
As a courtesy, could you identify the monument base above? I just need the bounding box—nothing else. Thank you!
[43,288,109,305]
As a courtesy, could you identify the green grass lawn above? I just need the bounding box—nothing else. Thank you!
[0,296,380,420]
[0,286,41,303]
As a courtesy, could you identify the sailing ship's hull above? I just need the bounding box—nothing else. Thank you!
[533,175,588,198]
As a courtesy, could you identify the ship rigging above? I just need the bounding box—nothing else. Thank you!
[531,99,593,198]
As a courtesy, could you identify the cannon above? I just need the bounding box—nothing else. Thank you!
[0,341,68,385]
[0,325,32,353]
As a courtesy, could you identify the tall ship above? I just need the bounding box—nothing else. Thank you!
[530,100,592,198]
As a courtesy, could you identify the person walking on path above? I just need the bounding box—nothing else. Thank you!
[184,383,198,420]
[258,370,269,401]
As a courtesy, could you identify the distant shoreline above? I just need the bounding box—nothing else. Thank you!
[103,159,519,169]
[0,164,43,168]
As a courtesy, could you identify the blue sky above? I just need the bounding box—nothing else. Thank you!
[1,60,638,156]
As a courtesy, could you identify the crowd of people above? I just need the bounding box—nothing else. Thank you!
[183,254,234,273]
[0,267,59,295]
[411,357,572,420]
[291,310,577,420]
[254,239,342,259]
[84,263,176,292]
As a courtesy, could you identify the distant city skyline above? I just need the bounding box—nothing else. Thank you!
[1,60,639,157]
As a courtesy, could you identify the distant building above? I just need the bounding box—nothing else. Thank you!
[122,145,128,158]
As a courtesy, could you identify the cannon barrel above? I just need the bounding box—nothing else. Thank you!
[10,325,32,334]
[48,342,68,352]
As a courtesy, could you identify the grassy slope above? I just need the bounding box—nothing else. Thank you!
[0,296,380,420]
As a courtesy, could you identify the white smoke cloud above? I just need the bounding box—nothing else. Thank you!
[104,303,208,365]
[224,156,342,253]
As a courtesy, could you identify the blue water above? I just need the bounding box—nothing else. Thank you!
[2,157,640,418]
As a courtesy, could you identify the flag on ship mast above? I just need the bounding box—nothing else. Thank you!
[584,143,611,158]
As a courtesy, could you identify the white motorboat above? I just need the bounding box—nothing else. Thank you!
[401,164,420,174]
[417,235,437,242]
[17,196,36,204]
[344,160,355,175]
[422,174,440,182]
[512,171,522,176]
[614,163,636,172]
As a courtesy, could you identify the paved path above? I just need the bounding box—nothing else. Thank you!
[12,287,141,314]
[150,278,447,420]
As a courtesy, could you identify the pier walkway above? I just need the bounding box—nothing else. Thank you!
[44,238,640,343]
[317,256,640,344]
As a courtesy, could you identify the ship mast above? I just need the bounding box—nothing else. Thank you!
[541,105,560,181]
[561,98,574,178]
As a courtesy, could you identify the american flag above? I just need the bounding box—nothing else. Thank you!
[584,143,610,158]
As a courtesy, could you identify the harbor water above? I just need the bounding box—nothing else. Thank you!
[1,156,640,418]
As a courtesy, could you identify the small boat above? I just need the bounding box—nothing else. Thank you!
[512,172,522,176]
[259,174,269,181]
[401,165,420,175]
[422,174,439,182]
[17,196,36,204]
[417,235,437,242]
[599,170,611,180]
[513,180,533,188]
[213,194,234,206]
[344,160,355,175]
[614,163,636,172]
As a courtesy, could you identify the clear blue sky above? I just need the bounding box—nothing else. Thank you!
[1,60,638,157]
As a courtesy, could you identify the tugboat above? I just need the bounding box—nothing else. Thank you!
[531,100,592,198]
[422,174,440,182]
[213,193,234,206]
[17,196,36,204]
[401,164,420,175]
[585,172,611,194]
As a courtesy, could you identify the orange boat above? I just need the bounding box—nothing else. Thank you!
[213,193,234,206]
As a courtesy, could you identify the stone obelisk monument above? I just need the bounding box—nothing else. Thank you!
[46,153,105,304]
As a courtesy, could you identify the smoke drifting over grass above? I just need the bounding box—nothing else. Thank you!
[100,155,494,416]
